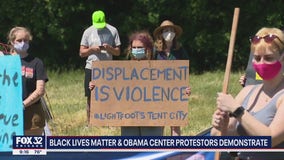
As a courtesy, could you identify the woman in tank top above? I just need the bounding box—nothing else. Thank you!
[211,27,284,160]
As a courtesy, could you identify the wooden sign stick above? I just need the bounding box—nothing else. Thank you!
[214,7,240,160]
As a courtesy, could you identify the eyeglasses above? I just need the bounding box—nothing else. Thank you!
[250,34,284,45]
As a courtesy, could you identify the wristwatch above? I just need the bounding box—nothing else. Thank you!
[229,106,245,118]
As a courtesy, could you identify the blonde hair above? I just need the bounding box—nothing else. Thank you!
[7,26,33,45]
[251,27,284,55]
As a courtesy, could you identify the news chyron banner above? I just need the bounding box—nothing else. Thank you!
[90,60,189,126]
[0,55,23,152]
[45,136,271,150]
[12,136,271,159]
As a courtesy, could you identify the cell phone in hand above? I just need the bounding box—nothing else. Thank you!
[99,46,105,50]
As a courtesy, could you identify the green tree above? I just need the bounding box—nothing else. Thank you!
[1,0,284,73]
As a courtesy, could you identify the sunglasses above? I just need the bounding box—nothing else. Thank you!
[250,34,284,45]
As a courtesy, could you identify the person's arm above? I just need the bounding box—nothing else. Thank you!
[239,74,246,87]
[23,80,45,108]
[89,81,96,90]
[211,86,253,136]
[220,105,284,147]
[102,44,120,56]
[267,98,284,146]
[171,127,181,136]
[217,87,284,147]
[79,45,101,58]
[211,109,238,136]
[235,98,284,147]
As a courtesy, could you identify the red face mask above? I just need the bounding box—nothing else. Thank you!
[253,61,282,80]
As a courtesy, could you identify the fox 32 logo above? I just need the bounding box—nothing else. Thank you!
[13,136,45,149]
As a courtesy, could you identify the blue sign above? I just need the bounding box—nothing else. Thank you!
[0,55,23,152]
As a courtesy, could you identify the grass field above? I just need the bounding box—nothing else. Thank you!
[46,69,243,136]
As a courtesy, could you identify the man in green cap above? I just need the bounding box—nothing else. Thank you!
[79,10,121,124]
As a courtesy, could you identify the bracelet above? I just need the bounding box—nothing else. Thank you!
[229,106,245,118]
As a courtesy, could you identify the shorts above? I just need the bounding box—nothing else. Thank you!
[84,68,92,98]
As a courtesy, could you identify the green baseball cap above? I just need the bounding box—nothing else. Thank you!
[92,10,106,29]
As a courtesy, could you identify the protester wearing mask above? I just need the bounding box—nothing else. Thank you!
[90,30,191,136]
[8,26,48,135]
[92,31,164,135]
[127,31,153,60]
[211,27,284,160]
[153,20,190,136]
[121,30,165,136]
[153,20,189,60]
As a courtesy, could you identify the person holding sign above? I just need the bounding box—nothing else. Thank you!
[8,26,48,135]
[153,20,189,136]
[121,31,164,136]
[79,10,121,124]
[125,31,155,61]
[90,30,191,136]
[211,27,284,159]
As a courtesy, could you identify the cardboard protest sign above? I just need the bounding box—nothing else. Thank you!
[90,60,189,126]
[0,55,23,151]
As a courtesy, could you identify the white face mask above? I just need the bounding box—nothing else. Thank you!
[14,41,29,53]
[162,31,176,42]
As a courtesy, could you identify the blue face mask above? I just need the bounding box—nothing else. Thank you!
[131,48,146,59]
